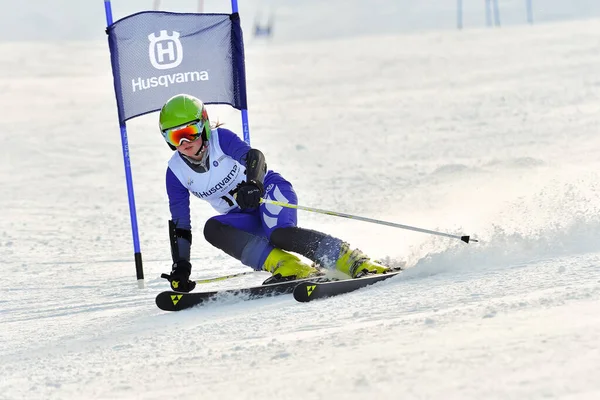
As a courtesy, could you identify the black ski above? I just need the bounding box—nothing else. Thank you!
[156,276,330,311]
[293,271,402,303]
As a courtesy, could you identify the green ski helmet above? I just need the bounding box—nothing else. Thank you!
[159,94,211,150]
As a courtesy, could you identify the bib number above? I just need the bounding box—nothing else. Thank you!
[220,187,239,207]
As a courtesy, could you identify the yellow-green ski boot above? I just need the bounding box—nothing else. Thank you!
[262,248,320,283]
[335,243,390,278]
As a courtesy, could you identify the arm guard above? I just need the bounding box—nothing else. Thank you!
[169,220,192,263]
[244,148,267,189]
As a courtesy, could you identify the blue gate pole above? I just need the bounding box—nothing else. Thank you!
[231,0,251,144]
[492,0,501,27]
[104,0,145,286]
[457,0,463,30]
[485,0,492,27]
[526,0,533,24]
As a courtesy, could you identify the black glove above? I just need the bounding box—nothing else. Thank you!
[161,260,196,292]
[235,180,264,210]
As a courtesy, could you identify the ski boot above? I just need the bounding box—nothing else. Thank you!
[335,242,390,278]
[262,248,321,284]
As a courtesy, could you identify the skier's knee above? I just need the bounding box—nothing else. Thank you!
[269,226,296,249]
[204,218,225,246]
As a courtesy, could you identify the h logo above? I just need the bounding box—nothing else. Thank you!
[148,30,183,70]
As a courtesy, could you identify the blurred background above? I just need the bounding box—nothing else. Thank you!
[2,0,600,43]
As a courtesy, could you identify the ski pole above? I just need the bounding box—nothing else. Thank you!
[161,271,255,285]
[195,271,256,284]
[260,199,478,243]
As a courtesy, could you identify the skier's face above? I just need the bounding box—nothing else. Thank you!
[177,137,207,160]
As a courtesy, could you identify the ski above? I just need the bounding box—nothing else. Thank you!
[293,271,403,303]
[156,276,330,311]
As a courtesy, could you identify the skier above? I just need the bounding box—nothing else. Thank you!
[160,94,390,292]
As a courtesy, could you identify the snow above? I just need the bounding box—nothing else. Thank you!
[2,2,600,399]
[4,0,600,41]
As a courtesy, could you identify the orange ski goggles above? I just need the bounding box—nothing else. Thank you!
[162,120,207,147]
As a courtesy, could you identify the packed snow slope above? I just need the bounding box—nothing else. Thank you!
[1,6,600,400]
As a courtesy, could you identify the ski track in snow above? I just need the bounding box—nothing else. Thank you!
[2,254,600,399]
[2,3,600,400]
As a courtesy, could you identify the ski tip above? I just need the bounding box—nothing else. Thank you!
[293,282,317,303]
